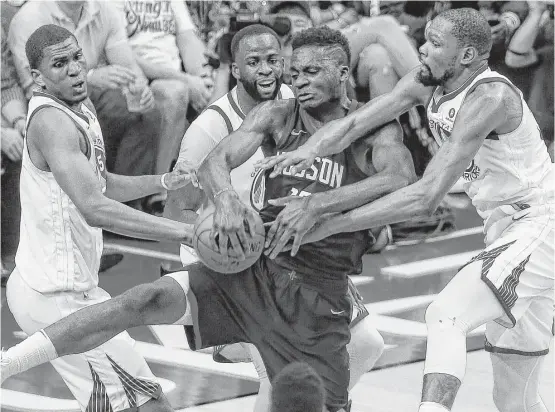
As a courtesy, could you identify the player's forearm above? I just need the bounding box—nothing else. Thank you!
[105,173,166,202]
[90,198,193,244]
[197,149,234,202]
[308,172,414,215]
[327,181,431,235]
[310,95,411,158]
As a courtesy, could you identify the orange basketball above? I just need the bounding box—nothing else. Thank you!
[193,206,265,274]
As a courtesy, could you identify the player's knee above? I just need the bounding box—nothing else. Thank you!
[425,301,470,335]
[136,393,173,412]
[121,281,174,323]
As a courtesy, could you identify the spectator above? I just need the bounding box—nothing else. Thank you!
[1,25,26,283]
[119,0,218,177]
[506,0,554,162]
[8,0,167,211]
[270,1,420,99]
[271,362,326,412]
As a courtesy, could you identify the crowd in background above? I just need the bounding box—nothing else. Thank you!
[1,0,554,282]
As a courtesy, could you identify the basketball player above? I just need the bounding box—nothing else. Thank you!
[257,9,554,412]
[165,24,386,412]
[3,25,196,412]
[1,26,416,412]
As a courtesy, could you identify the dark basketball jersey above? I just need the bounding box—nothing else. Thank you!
[258,99,371,280]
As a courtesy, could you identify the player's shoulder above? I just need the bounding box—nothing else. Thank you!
[250,98,295,122]
[28,106,79,143]
[465,79,520,115]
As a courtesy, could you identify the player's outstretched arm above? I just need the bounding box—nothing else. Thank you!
[197,101,279,260]
[256,67,432,176]
[307,120,417,214]
[30,108,193,244]
[264,120,416,258]
[302,83,512,242]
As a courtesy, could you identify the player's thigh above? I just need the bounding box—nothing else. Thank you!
[6,269,112,334]
[50,330,162,412]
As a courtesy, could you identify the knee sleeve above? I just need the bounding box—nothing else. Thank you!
[423,302,471,381]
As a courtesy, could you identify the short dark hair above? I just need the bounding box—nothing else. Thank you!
[436,8,492,55]
[26,24,76,70]
[271,362,325,412]
[230,24,281,62]
[292,26,351,65]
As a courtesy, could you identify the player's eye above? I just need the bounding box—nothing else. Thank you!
[247,60,258,67]
[269,58,279,65]
[53,61,65,68]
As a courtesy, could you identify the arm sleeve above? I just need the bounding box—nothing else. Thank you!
[176,108,229,168]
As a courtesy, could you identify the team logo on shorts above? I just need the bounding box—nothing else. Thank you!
[462,159,480,181]
[448,108,456,119]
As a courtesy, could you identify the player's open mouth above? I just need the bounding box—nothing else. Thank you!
[257,80,275,90]
[297,93,312,102]
[72,81,85,91]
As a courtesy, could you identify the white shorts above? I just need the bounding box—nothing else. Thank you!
[470,207,554,356]
[6,270,161,412]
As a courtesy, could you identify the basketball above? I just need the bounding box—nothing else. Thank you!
[193,206,265,274]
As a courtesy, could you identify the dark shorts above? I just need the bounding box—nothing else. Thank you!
[183,257,352,412]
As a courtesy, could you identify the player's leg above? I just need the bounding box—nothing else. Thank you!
[419,259,505,412]
[4,270,176,411]
[421,213,554,412]
[490,352,549,412]
[2,273,189,381]
[347,315,385,389]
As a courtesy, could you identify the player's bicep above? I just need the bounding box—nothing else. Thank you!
[209,101,274,170]
[422,88,507,207]
[32,110,104,220]
[370,121,416,183]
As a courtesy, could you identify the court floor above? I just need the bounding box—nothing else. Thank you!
[1,194,553,411]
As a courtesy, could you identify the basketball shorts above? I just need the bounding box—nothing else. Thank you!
[6,270,161,412]
[168,257,352,412]
[212,276,369,364]
[465,206,554,356]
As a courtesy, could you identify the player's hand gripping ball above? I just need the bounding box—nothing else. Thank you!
[193,207,265,273]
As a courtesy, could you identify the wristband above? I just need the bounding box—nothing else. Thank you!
[160,173,170,190]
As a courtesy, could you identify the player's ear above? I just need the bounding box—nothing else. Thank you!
[31,69,46,89]
[460,46,477,65]
[339,65,350,82]
[231,62,241,81]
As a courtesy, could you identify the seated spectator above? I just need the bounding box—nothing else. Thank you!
[8,0,178,212]
[270,1,419,99]
[271,362,326,412]
[119,0,219,178]
[506,0,554,162]
[1,25,25,282]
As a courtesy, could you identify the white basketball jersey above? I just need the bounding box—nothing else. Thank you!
[207,84,294,206]
[16,92,107,293]
[180,84,294,264]
[427,66,554,234]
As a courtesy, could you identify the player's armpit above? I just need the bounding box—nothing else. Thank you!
[420,83,512,211]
